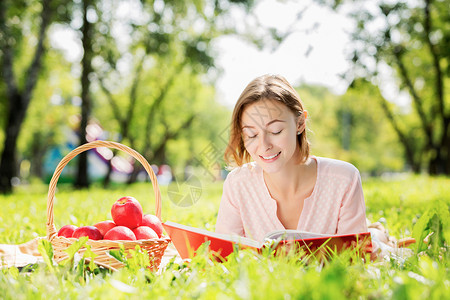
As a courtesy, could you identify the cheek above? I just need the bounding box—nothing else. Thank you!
[278,133,296,152]
[243,138,258,154]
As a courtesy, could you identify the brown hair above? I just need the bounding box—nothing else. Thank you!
[224,74,310,166]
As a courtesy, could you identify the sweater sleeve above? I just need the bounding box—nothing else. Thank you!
[215,174,245,236]
[336,169,368,234]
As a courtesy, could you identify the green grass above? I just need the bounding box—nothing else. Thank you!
[1,175,449,299]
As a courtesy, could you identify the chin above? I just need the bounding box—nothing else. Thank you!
[258,161,283,174]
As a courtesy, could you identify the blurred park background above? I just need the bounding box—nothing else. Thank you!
[0,0,449,194]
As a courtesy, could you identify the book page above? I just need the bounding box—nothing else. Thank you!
[218,234,262,248]
[264,229,331,241]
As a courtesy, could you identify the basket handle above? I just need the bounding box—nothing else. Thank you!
[46,140,162,240]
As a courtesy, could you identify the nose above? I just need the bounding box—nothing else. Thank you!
[260,133,272,151]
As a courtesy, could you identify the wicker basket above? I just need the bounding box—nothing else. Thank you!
[45,140,171,271]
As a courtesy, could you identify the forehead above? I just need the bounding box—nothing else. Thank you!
[241,99,292,127]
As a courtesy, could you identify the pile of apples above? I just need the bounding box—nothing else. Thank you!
[57,196,163,241]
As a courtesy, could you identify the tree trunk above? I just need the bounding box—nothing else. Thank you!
[0,93,23,193]
[423,0,448,175]
[0,0,52,193]
[377,91,421,173]
[429,118,450,175]
[30,131,48,179]
[75,0,94,188]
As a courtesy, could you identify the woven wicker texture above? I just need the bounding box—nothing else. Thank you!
[45,140,170,270]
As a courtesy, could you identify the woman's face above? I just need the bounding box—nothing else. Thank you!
[241,99,302,173]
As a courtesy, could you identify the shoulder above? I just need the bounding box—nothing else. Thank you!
[222,162,265,202]
[225,162,261,180]
[224,162,262,185]
[315,156,360,179]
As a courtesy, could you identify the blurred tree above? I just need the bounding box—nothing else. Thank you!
[338,80,404,174]
[0,0,295,191]
[86,0,259,186]
[318,0,450,175]
[0,0,71,193]
[18,48,78,182]
[299,80,403,175]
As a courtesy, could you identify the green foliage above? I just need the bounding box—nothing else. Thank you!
[108,244,127,265]
[299,81,404,175]
[17,47,78,178]
[322,0,450,174]
[412,200,449,258]
[363,175,450,239]
[1,0,263,191]
[3,0,422,188]
[61,236,89,268]
[37,239,55,273]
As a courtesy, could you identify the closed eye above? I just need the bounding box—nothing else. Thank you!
[272,130,282,135]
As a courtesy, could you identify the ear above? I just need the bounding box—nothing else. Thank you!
[297,110,307,134]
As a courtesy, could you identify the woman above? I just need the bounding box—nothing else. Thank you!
[215,74,368,242]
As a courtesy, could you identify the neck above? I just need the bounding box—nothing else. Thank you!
[263,156,313,201]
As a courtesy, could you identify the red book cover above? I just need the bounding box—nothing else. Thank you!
[163,221,372,260]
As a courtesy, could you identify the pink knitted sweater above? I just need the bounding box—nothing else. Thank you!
[215,156,368,242]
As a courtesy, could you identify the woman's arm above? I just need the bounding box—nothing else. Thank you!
[336,170,368,234]
[215,176,245,236]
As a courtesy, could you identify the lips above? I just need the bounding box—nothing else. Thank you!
[260,152,281,161]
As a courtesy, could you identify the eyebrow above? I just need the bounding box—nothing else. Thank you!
[242,119,285,129]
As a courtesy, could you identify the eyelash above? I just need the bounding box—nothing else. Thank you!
[247,130,282,139]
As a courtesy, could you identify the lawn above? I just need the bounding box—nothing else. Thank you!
[0,175,449,299]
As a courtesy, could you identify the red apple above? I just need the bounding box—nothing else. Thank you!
[133,226,158,240]
[103,226,136,241]
[93,220,117,237]
[111,196,143,229]
[57,225,78,238]
[141,214,163,238]
[72,226,103,240]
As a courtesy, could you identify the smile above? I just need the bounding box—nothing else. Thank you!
[261,152,281,160]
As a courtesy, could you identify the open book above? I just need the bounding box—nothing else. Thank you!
[162,221,372,260]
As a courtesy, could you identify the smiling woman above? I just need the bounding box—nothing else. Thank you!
[216,74,368,242]
[225,74,310,167]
